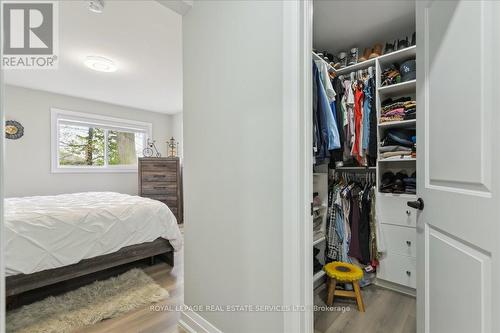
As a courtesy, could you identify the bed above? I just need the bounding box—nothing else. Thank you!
[5,192,182,297]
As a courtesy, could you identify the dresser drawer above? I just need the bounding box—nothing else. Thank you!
[143,194,177,206]
[141,182,178,195]
[141,160,177,172]
[141,170,177,182]
[381,224,416,258]
[376,194,416,227]
[378,252,416,288]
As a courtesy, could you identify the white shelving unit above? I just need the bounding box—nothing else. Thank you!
[375,46,417,295]
[313,172,328,289]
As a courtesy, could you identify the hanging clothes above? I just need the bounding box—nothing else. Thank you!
[367,77,378,166]
[326,174,379,267]
[312,61,341,163]
[351,82,364,164]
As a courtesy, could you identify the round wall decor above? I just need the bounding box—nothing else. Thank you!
[5,120,24,140]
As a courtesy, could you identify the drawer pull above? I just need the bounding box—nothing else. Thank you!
[406,271,411,276]
[406,240,412,246]
[153,186,167,190]
[152,175,166,178]
[406,210,411,216]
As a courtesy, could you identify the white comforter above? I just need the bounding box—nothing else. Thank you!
[5,192,183,276]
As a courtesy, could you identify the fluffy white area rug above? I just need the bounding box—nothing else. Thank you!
[7,268,169,333]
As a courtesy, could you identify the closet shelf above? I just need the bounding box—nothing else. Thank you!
[378,119,416,129]
[313,205,327,212]
[313,52,336,72]
[377,45,416,66]
[313,233,326,246]
[378,79,416,96]
[378,157,416,163]
[313,270,326,283]
[377,192,417,199]
[335,58,376,75]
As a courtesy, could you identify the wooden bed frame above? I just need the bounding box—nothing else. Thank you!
[6,238,174,297]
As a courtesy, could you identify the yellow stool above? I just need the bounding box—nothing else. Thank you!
[324,262,365,312]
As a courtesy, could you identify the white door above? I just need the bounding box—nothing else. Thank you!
[416,1,500,332]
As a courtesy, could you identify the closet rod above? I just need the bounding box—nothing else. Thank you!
[334,166,376,172]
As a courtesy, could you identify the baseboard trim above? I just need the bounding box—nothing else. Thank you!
[375,278,416,297]
[179,308,223,333]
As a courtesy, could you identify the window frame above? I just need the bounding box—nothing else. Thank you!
[51,108,152,173]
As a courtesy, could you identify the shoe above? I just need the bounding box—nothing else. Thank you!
[369,43,383,59]
[358,48,371,62]
[380,171,396,192]
[398,37,409,50]
[348,47,359,65]
[336,51,347,68]
[384,40,396,54]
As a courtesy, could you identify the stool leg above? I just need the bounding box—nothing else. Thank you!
[353,281,365,312]
[327,278,337,306]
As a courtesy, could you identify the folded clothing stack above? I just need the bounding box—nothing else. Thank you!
[380,97,416,123]
[381,65,400,86]
[380,129,416,160]
[380,171,416,194]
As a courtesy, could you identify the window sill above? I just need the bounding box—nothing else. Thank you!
[51,167,138,174]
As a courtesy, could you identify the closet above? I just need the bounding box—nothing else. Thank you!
[311,0,417,321]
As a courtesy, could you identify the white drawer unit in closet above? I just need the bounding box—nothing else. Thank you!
[376,194,416,227]
[381,224,416,258]
[377,252,416,289]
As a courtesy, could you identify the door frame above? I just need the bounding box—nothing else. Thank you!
[0,1,6,328]
[282,1,314,333]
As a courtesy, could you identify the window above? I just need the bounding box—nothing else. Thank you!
[51,108,152,173]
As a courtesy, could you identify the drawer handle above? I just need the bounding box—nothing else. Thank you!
[406,271,411,276]
[152,175,166,178]
[406,240,412,246]
[406,210,411,216]
[153,186,167,190]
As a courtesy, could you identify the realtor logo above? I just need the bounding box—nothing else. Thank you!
[2,1,59,69]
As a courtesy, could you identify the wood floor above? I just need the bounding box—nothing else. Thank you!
[76,249,187,333]
[314,283,416,333]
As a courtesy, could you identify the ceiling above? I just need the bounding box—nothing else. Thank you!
[313,0,415,56]
[4,0,182,114]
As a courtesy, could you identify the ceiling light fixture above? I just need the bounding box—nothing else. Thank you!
[83,56,117,73]
[88,0,105,13]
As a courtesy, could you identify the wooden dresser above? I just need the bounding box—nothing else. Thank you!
[138,157,182,224]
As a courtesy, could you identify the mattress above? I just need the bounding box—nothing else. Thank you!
[5,192,183,276]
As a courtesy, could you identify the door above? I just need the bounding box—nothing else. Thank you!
[416,1,500,332]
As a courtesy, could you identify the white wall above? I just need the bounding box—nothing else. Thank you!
[4,85,174,197]
[183,1,284,332]
[170,112,183,159]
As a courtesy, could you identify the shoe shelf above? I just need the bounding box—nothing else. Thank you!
[335,57,377,75]
[377,45,416,66]
[313,232,326,246]
[313,51,336,72]
[378,79,416,96]
[313,270,326,283]
[378,119,416,129]
[314,46,416,78]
